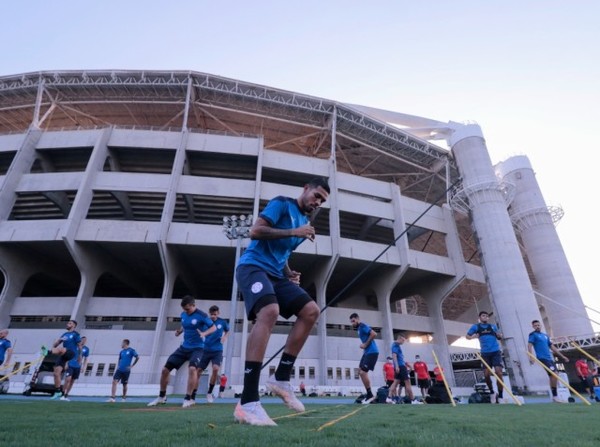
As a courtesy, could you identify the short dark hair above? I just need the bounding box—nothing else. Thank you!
[478,311,489,317]
[123,339,130,345]
[397,332,407,339]
[307,177,330,194]
[531,319,540,325]
[70,319,78,327]
[181,295,195,307]
[209,305,219,313]
[349,312,359,319]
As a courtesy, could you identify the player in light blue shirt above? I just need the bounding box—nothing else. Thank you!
[198,305,230,403]
[46,320,82,399]
[0,329,12,369]
[107,339,139,402]
[63,336,90,400]
[389,333,416,403]
[528,319,569,402]
[350,312,379,403]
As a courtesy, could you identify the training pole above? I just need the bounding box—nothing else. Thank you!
[526,351,591,405]
[571,341,600,368]
[475,352,522,405]
[431,349,456,407]
[260,178,462,370]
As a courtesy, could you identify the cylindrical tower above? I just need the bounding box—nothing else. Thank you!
[448,124,549,392]
[496,155,592,337]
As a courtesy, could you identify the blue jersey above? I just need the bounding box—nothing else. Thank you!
[238,196,309,278]
[60,331,81,354]
[356,322,379,355]
[0,338,11,362]
[68,345,90,368]
[204,317,230,352]
[181,309,214,349]
[117,347,139,372]
[528,330,554,361]
[467,323,500,353]
[391,342,406,366]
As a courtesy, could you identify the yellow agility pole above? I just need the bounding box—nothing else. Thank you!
[571,342,600,368]
[476,352,522,406]
[526,351,591,405]
[0,354,45,382]
[0,362,15,371]
[431,349,456,407]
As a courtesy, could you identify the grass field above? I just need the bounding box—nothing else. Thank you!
[1,396,599,447]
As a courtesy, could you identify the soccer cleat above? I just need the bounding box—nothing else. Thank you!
[206,393,214,403]
[147,396,167,407]
[385,397,394,404]
[60,396,70,401]
[411,399,424,405]
[361,395,376,405]
[106,398,116,403]
[234,401,277,426]
[121,397,127,402]
[552,396,567,403]
[182,399,196,408]
[41,346,49,356]
[50,392,62,400]
[266,380,305,412]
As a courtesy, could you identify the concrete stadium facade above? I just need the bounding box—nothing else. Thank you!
[0,70,592,395]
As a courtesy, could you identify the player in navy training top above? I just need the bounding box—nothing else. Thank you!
[528,319,569,402]
[198,305,230,403]
[108,339,139,402]
[0,329,13,369]
[47,319,82,399]
[234,178,329,426]
[389,333,416,403]
[147,295,215,407]
[63,336,90,400]
[466,311,504,402]
[350,312,379,403]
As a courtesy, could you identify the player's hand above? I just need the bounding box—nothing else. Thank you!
[287,270,301,285]
[294,224,316,242]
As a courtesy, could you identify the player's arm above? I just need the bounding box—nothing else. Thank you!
[221,328,230,345]
[527,342,535,364]
[4,346,12,365]
[199,323,217,339]
[465,326,478,340]
[284,262,301,284]
[249,216,315,241]
[550,344,568,362]
[360,329,377,350]
[175,326,183,337]
[131,355,139,368]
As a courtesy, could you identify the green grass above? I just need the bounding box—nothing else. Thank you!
[1,398,599,447]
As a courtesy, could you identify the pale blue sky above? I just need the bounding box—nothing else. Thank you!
[2,1,599,327]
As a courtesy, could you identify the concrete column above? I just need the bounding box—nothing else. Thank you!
[448,124,548,392]
[0,248,37,328]
[496,156,592,337]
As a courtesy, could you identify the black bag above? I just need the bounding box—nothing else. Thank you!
[426,383,452,404]
[468,391,491,404]
[376,386,389,403]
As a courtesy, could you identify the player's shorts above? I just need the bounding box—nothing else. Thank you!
[236,264,313,320]
[65,366,81,380]
[113,370,131,384]
[418,378,431,389]
[481,350,503,368]
[359,353,379,372]
[165,346,204,370]
[198,350,223,370]
[394,365,410,381]
[539,358,557,376]
[386,379,394,387]
[55,350,76,368]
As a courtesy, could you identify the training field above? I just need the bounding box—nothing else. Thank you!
[1,395,599,447]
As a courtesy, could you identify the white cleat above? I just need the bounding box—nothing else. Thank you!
[182,399,195,408]
[106,398,116,403]
[60,396,70,401]
[552,396,567,404]
[361,395,376,405]
[147,396,167,407]
[266,380,305,412]
[206,393,214,403]
[234,401,277,426]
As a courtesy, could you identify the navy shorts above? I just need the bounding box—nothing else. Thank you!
[113,370,131,384]
[539,358,557,376]
[55,350,75,368]
[394,365,410,381]
[418,378,431,389]
[481,350,503,368]
[198,350,223,370]
[359,352,379,372]
[236,264,313,320]
[66,366,81,380]
[165,346,204,370]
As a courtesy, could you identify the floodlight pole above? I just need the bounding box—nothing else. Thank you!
[222,215,252,384]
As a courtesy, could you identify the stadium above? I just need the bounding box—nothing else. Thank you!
[0,70,596,397]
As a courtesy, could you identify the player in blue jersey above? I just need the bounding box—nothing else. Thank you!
[148,295,216,407]
[62,336,90,401]
[197,305,230,403]
[466,311,504,403]
[349,312,380,404]
[0,329,13,370]
[528,319,569,403]
[45,319,82,399]
[388,333,418,404]
[107,339,139,402]
[234,178,329,426]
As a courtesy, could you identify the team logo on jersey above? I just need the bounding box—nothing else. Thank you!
[217,324,222,330]
[251,282,263,294]
[191,318,198,325]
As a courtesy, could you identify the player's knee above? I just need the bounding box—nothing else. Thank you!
[256,303,279,325]
[300,301,319,323]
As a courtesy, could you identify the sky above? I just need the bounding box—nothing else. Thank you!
[2,1,599,330]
